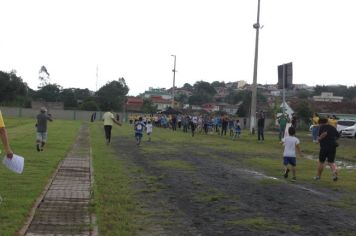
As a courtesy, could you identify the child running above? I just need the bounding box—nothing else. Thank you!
[281,126,302,182]
[134,117,146,145]
[146,120,153,141]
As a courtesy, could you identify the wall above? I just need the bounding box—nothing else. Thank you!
[0,107,126,122]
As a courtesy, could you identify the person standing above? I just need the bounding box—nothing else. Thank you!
[233,119,241,139]
[221,116,228,136]
[102,109,121,144]
[257,112,265,142]
[278,114,289,141]
[36,107,53,152]
[311,113,320,143]
[314,118,340,181]
[281,127,302,182]
[0,109,13,159]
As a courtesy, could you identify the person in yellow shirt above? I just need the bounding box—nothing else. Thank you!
[328,115,337,128]
[0,110,13,159]
[311,112,320,143]
[102,110,122,144]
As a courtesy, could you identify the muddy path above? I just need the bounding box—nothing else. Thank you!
[111,136,356,236]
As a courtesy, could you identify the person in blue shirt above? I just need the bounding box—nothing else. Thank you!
[134,117,146,145]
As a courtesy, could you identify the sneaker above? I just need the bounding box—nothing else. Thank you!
[333,175,338,182]
[291,177,297,182]
[283,169,290,178]
[36,144,40,152]
[314,176,321,180]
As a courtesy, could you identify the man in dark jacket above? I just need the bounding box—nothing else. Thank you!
[314,118,340,181]
[257,112,265,142]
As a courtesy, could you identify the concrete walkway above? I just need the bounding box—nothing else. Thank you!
[23,125,97,236]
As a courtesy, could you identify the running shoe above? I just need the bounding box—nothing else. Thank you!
[283,169,290,178]
[313,176,321,180]
[291,177,296,182]
[36,144,40,152]
[333,175,338,182]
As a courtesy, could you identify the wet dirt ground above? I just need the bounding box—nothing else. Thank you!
[111,136,356,236]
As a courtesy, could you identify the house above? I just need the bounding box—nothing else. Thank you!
[142,87,172,100]
[150,96,171,111]
[125,97,144,112]
[313,92,343,103]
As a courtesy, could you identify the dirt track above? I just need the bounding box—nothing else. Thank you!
[112,136,356,236]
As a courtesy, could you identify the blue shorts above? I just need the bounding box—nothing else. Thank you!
[135,133,143,138]
[283,156,296,166]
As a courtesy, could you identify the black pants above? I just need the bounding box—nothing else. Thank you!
[104,125,112,143]
[258,127,264,141]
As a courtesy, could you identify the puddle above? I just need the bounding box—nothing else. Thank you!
[304,155,356,170]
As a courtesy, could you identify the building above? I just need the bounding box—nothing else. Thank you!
[125,97,144,112]
[142,87,172,100]
[313,92,343,103]
[150,96,171,111]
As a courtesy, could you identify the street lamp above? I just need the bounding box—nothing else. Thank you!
[250,0,261,134]
[171,55,176,108]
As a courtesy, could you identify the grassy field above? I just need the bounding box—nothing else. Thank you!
[89,122,356,235]
[2,118,356,235]
[0,118,81,236]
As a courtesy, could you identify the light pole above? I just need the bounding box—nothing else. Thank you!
[250,0,261,134]
[171,55,176,108]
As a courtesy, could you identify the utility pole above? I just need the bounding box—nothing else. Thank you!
[171,55,176,108]
[96,65,99,91]
[250,0,261,134]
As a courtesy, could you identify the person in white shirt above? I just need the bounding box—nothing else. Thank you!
[146,120,153,141]
[281,126,302,182]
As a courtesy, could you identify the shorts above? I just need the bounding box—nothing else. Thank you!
[36,132,48,142]
[135,133,143,138]
[283,156,296,166]
[319,147,336,163]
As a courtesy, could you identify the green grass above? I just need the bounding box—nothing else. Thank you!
[155,160,196,171]
[89,122,143,236]
[0,118,81,236]
[226,216,301,232]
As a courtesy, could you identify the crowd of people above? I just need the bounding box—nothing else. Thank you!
[0,107,341,183]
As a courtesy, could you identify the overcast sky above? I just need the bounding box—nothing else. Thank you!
[1,0,355,96]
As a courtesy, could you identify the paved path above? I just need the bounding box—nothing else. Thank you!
[24,125,96,236]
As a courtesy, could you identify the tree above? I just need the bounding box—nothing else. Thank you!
[96,78,129,111]
[61,88,78,108]
[34,84,62,102]
[80,99,99,111]
[295,100,312,125]
[0,70,30,106]
[141,99,157,114]
[182,83,193,91]
[38,66,50,88]
[211,81,225,88]
[193,81,216,96]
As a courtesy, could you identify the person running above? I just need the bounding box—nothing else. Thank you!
[314,118,340,181]
[35,107,53,152]
[0,109,13,159]
[134,117,146,145]
[146,120,153,142]
[281,126,302,182]
[102,109,121,144]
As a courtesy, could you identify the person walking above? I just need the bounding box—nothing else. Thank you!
[314,118,340,181]
[281,127,302,182]
[36,107,53,152]
[0,109,13,159]
[102,109,121,144]
[257,112,265,142]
